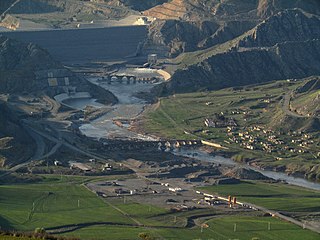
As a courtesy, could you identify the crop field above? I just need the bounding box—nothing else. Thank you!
[0,176,319,239]
[199,181,320,212]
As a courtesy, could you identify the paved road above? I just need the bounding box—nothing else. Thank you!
[199,191,320,234]
[0,0,21,19]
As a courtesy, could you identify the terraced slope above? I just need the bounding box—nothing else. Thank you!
[143,0,188,20]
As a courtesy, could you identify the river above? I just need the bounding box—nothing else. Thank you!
[77,70,320,191]
[175,148,320,191]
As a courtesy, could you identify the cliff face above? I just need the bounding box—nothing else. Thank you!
[167,9,320,92]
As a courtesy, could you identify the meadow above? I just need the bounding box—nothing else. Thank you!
[199,181,320,212]
[1,175,319,239]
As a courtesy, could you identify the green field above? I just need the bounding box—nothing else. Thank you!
[1,176,319,240]
[199,181,320,212]
[143,79,320,180]
[0,237,34,240]
[63,216,320,240]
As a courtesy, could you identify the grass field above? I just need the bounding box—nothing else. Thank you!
[142,79,320,180]
[63,216,320,240]
[199,181,320,212]
[0,237,34,240]
[1,176,319,240]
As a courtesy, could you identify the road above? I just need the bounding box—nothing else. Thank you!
[282,92,306,118]
[282,91,319,119]
[198,191,320,234]
[0,0,21,20]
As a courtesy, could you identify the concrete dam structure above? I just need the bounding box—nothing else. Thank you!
[2,26,147,63]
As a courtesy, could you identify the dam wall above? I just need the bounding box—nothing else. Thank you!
[2,26,147,64]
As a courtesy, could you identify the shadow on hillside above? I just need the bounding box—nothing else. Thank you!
[0,215,14,231]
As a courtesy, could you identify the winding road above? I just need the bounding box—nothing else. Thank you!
[282,92,306,118]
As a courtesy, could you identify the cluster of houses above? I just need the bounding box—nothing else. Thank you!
[226,125,318,157]
[204,115,238,128]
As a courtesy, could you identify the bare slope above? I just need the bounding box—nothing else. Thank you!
[167,9,320,92]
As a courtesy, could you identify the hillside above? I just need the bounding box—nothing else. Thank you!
[0,35,60,93]
[143,0,320,21]
[0,0,134,30]
[291,78,320,118]
[0,35,117,103]
[142,0,320,57]
[0,100,35,167]
[166,9,320,92]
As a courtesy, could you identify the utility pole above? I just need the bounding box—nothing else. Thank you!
[268,222,271,231]
[78,199,80,208]
[234,223,237,232]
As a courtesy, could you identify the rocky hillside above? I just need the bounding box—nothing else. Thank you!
[166,9,320,92]
[143,0,320,21]
[143,0,320,57]
[0,35,117,103]
[0,101,35,167]
[144,18,256,57]
[0,35,60,93]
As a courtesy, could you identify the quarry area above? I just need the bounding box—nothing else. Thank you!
[0,1,320,240]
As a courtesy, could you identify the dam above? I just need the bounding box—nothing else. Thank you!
[2,26,147,63]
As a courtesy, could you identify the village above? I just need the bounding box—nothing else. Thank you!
[201,105,320,162]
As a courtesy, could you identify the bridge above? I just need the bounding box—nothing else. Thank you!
[98,139,202,152]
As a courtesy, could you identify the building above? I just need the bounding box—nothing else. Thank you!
[148,54,158,65]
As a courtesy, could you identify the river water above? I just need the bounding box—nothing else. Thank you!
[79,76,160,141]
[175,148,320,191]
[77,74,320,191]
